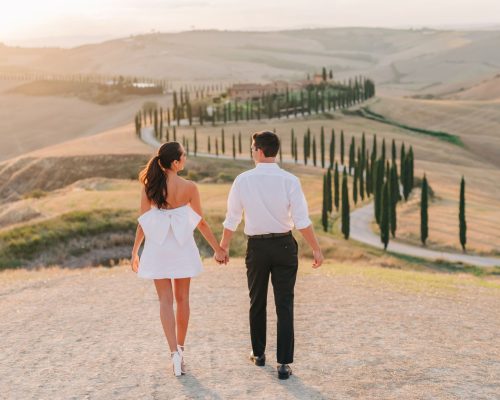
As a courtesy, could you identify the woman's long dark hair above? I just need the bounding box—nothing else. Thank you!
[139,142,183,208]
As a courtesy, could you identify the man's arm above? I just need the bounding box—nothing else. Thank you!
[220,178,243,259]
[298,225,323,268]
[289,178,324,268]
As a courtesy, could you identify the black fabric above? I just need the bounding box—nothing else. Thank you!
[245,234,298,364]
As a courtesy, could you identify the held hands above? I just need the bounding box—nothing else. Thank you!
[214,246,229,265]
[312,248,324,269]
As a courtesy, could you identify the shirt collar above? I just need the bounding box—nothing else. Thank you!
[255,162,279,169]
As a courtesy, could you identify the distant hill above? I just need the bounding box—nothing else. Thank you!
[1,28,500,96]
[444,74,500,100]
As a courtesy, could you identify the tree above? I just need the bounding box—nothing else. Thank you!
[459,175,467,252]
[353,164,358,204]
[207,136,211,154]
[390,162,398,237]
[349,136,355,175]
[334,162,340,211]
[322,174,329,232]
[291,129,295,159]
[420,174,429,245]
[322,67,327,82]
[215,137,219,157]
[374,160,383,225]
[303,134,308,165]
[341,170,350,239]
[194,128,198,156]
[326,168,333,213]
[238,131,242,154]
[380,180,390,250]
[329,128,335,168]
[312,136,317,167]
[340,130,345,165]
[221,128,225,154]
[320,126,325,168]
[232,134,236,160]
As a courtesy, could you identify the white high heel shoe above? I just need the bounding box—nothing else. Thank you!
[171,351,182,377]
[177,345,186,374]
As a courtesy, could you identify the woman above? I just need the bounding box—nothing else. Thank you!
[131,142,227,377]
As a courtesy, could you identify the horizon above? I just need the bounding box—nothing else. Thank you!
[1,0,499,48]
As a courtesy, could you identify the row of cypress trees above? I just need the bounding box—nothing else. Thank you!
[136,76,376,128]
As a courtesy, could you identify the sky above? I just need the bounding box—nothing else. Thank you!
[1,0,499,47]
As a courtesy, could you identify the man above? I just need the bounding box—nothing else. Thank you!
[220,130,324,380]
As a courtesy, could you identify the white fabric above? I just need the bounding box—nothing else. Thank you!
[137,205,203,279]
[223,163,312,235]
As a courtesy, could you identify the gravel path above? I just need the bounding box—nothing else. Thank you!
[1,260,499,399]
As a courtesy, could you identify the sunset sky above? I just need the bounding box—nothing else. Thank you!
[1,0,499,47]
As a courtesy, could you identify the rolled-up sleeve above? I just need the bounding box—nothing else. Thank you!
[289,178,312,229]
[223,178,243,231]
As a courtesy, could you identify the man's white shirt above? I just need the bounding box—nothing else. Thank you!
[223,162,312,235]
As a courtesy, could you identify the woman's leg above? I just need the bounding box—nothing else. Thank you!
[173,278,191,347]
[154,279,178,352]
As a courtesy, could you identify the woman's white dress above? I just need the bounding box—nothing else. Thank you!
[137,205,204,279]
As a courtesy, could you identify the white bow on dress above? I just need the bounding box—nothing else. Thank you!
[138,205,201,246]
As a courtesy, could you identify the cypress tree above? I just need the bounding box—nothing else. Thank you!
[221,128,225,154]
[381,138,386,165]
[349,136,355,175]
[173,126,177,141]
[408,146,414,195]
[359,154,365,201]
[459,176,467,251]
[326,168,333,212]
[291,129,295,159]
[322,174,328,232]
[361,132,366,161]
[390,162,398,237]
[353,164,358,204]
[400,142,406,184]
[312,136,317,167]
[391,138,396,165]
[194,128,198,156]
[371,134,377,165]
[334,162,340,211]
[199,105,204,125]
[374,160,383,225]
[320,126,325,168]
[329,128,335,168]
[340,130,345,165]
[215,137,219,157]
[295,136,299,164]
[232,134,236,160]
[303,135,308,165]
[208,136,211,154]
[420,174,429,245]
[380,180,390,250]
[341,170,350,239]
[238,132,242,154]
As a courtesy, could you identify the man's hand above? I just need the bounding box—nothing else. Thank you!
[312,248,323,269]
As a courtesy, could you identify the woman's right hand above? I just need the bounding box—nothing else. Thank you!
[131,253,140,273]
[214,247,228,265]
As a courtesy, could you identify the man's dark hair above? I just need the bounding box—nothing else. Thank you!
[252,130,280,157]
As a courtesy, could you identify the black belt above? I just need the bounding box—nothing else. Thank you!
[247,231,292,239]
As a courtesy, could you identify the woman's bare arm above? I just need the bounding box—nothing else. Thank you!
[131,186,151,271]
[189,182,227,262]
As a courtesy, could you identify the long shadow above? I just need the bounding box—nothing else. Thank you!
[259,365,330,400]
[178,374,222,400]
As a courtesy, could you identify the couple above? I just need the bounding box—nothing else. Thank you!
[131,130,324,379]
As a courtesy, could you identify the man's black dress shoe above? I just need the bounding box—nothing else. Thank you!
[249,352,265,366]
[277,364,292,380]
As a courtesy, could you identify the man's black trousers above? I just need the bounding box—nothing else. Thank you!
[245,234,298,364]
